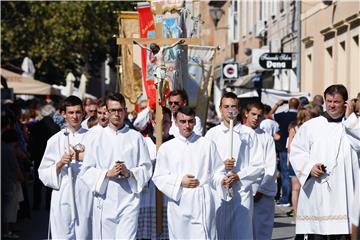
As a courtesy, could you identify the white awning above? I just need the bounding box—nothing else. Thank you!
[1,68,58,95]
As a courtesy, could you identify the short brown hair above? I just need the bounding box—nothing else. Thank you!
[324,84,348,101]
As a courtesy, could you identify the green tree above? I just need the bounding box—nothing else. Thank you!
[1,1,131,85]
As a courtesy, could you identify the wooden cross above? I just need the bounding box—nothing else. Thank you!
[117,2,200,236]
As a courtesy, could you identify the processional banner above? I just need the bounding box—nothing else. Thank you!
[138,3,185,109]
[187,46,217,126]
[119,11,143,112]
[137,3,157,110]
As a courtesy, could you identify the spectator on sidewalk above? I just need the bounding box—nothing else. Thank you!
[272,98,299,206]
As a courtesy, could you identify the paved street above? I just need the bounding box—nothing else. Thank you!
[272,205,296,240]
[15,205,295,240]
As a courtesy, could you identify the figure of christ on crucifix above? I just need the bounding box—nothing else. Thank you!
[133,39,185,105]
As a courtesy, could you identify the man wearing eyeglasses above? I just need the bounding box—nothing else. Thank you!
[80,93,152,239]
[168,89,203,136]
[205,92,264,240]
[153,106,231,239]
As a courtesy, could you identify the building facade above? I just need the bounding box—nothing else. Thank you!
[301,1,360,98]
[199,0,302,111]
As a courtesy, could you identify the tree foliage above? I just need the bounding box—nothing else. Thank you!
[1,1,131,85]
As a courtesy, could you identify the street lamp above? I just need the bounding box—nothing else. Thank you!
[209,6,224,29]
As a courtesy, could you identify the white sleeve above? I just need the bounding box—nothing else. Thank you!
[209,142,229,201]
[289,125,314,187]
[38,134,63,190]
[236,133,265,191]
[343,113,360,152]
[351,169,360,226]
[79,135,109,195]
[133,108,150,131]
[257,136,277,196]
[152,146,183,201]
[126,136,153,193]
[194,116,204,136]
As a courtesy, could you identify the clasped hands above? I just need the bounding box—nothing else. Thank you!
[181,174,200,188]
[106,161,131,178]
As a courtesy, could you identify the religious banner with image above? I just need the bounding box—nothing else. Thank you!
[161,12,182,91]
[137,3,157,109]
[119,11,143,112]
[186,45,217,127]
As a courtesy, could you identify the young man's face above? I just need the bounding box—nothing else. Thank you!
[175,112,195,138]
[325,93,345,119]
[62,105,83,130]
[220,97,239,123]
[169,95,185,114]
[245,107,263,129]
[107,100,127,129]
[97,105,109,127]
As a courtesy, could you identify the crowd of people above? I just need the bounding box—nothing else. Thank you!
[1,84,360,239]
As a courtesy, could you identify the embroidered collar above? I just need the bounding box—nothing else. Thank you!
[322,112,344,123]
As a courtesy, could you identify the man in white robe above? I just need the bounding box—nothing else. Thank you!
[38,95,92,239]
[137,106,173,239]
[85,98,108,137]
[244,102,277,240]
[205,92,264,240]
[81,99,97,130]
[290,85,360,239]
[168,89,203,136]
[342,99,360,239]
[80,93,152,239]
[153,106,230,239]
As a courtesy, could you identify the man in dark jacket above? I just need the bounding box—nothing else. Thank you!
[28,104,60,210]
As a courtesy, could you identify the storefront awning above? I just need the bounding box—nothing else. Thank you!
[1,68,59,95]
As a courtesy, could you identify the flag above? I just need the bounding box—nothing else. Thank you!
[137,3,157,110]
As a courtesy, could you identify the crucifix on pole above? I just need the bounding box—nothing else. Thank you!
[117,2,200,236]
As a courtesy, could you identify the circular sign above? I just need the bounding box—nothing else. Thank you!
[222,63,238,80]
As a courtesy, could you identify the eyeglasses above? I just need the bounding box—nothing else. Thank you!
[178,119,195,124]
[108,108,125,114]
[169,101,180,106]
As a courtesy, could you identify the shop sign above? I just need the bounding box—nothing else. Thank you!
[259,53,292,69]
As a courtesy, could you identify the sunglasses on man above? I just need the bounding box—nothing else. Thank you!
[169,101,180,106]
